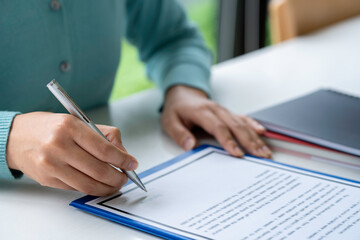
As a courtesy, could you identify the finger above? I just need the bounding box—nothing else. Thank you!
[42,177,76,191]
[72,122,138,171]
[244,124,272,158]
[162,114,196,151]
[67,143,128,188]
[215,109,259,155]
[241,116,266,134]
[97,125,127,152]
[214,109,271,158]
[55,164,119,196]
[190,109,244,157]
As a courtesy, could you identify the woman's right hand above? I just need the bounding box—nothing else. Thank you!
[6,112,138,196]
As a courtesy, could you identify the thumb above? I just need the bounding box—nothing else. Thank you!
[163,115,196,151]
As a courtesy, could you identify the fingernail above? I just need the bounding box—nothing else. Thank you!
[184,137,195,151]
[257,146,267,156]
[263,146,272,154]
[255,123,266,132]
[257,147,264,155]
[260,146,272,157]
[233,146,244,157]
[265,146,272,157]
[128,161,138,170]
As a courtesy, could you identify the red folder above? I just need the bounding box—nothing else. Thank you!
[264,131,342,154]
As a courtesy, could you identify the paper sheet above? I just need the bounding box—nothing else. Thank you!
[87,147,360,240]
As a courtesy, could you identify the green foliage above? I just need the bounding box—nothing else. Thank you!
[186,0,218,62]
[110,0,218,101]
[110,41,154,101]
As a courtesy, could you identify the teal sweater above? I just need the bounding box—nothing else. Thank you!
[0,0,212,179]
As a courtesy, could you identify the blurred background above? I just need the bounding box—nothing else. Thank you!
[110,0,360,101]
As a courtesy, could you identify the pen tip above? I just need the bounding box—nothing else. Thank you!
[136,181,147,192]
[137,180,147,192]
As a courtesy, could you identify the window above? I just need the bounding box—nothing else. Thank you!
[110,0,219,101]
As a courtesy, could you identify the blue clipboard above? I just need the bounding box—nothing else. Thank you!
[70,145,360,240]
[70,145,212,240]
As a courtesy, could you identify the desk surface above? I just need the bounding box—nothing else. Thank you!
[1,16,360,240]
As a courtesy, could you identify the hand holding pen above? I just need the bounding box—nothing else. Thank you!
[6,80,145,196]
[47,80,146,192]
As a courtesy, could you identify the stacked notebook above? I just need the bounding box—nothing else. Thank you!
[250,89,360,157]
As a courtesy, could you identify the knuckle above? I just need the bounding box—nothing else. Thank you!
[240,130,253,141]
[256,139,264,146]
[39,181,48,187]
[98,143,112,159]
[246,116,256,124]
[44,132,63,147]
[37,176,51,187]
[196,103,210,112]
[214,122,226,131]
[37,152,56,173]
[248,132,261,144]
[232,121,246,130]
[91,166,107,180]
[239,115,248,121]
[110,127,121,137]
[206,101,219,109]
[81,181,99,195]
[248,141,258,150]
[58,114,75,129]
[225,138,237,147]
[51,115,75,139]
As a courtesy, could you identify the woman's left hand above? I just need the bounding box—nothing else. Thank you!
[161,85,272,158]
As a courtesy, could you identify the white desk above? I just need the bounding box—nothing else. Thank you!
[1,16,360,239]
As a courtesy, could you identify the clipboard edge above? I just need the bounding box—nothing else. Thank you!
[70,144,360,239]
[70,199,194,240]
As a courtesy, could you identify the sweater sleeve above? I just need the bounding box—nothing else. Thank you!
[0,111,23,179]
[125,0,212,97]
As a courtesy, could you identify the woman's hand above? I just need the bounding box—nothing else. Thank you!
[161,85,272,158]
[6,112,138,196]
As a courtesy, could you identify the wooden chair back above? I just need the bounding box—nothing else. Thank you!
[269,0,360,43]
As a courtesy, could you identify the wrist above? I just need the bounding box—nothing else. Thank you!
[165,85,208,102]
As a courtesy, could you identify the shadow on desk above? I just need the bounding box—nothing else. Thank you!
[0,177,82,200]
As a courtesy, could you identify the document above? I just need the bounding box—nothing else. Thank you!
[75,146,360,240]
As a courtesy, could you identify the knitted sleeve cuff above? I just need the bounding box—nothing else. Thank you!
[0,111,23,179]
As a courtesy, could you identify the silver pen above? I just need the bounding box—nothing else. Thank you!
[47,79,147,192]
